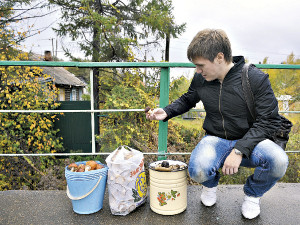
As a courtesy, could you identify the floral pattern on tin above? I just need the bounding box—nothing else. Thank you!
[157,190,180,206]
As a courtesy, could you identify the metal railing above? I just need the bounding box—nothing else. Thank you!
[0,61,299,159]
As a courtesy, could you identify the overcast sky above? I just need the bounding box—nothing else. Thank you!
[22,0,300,79]
[170,0,300,64]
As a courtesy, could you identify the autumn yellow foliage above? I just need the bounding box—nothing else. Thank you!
[0,27,64,190]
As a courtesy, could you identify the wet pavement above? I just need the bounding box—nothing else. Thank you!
[1,183,299,225]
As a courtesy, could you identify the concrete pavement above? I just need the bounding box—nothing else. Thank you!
[1,183,300,225]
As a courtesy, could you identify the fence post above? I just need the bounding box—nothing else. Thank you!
[158,67,170,160]
[90,69,96,154]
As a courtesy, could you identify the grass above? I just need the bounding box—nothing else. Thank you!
[172,117,204,131]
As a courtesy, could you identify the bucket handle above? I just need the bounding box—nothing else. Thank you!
[66,175,102,200]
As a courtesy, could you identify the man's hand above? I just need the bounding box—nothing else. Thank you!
[145,108,168,121]
[222,148,242,175]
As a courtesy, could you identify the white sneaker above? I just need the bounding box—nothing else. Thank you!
[201,186,217,206]
[242,195,261,219]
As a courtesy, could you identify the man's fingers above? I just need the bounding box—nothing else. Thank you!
[222,166,239,175]
[233,167,238,174]
[145,108,167,121]
[146,113,150,120]
[148,113,157,120]
[223,167,230,175]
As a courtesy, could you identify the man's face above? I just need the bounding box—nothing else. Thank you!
[192,56,223,82]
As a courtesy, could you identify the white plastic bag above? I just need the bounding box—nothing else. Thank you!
[106,145,147,216]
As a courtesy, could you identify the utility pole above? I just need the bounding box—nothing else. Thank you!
[165,33,170,62]
[144,42,148,77]
[55,38,58,58]
[51,38,54,58]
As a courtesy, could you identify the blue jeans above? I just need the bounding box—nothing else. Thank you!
[188,135,289,197]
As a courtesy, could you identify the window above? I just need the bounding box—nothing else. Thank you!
[71,89,77,101]
[58,88,65,101]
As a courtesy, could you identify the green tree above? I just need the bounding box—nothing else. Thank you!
[48,0,186,104]
[169,75,191,103]
[49,0,185,61]
[263,53,300,102]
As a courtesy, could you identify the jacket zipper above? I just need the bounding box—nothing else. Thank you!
[219,82,228,139]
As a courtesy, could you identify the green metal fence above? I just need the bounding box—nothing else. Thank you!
[54,101,99,154]
[0,61,299,159]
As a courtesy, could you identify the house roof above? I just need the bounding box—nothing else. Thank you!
[29,53,86,87]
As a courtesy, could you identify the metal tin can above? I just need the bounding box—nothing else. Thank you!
[149,160,187,215]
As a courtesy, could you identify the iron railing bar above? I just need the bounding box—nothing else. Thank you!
[1,61,300,69]
[0,151,298,157]
[0,109,299,113]
[0,61,195,68]
[0,152,185,156]
[0,109,145,113]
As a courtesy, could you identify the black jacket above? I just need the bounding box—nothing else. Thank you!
[163,56,281,158]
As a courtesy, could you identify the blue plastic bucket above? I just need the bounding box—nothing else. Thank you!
[65,161,108,214]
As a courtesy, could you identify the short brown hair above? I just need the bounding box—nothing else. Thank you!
[187,29,232,63]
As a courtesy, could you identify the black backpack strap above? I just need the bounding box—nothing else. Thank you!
[241,64,256,120]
